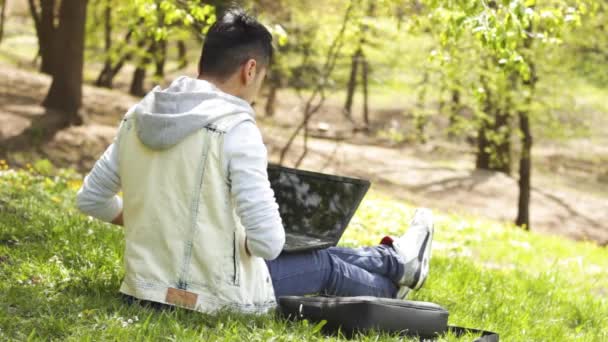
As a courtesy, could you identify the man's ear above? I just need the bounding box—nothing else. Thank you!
[241,59,257,85]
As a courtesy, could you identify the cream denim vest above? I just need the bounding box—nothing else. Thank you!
[116,112,276,314]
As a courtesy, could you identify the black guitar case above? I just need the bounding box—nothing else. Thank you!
[278,296,499,342]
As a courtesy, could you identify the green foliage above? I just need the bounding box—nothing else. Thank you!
[32,159,54,176]
[1,168,606,341]
[86,0,216,77]
[398,0,604,174]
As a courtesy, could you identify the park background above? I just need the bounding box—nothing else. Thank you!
[0,0,606,340]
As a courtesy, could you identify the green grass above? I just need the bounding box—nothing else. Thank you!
[1,166,607,341]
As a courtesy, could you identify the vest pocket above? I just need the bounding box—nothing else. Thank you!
[232,231,240,286]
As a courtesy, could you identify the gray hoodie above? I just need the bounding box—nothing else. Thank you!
[76,76,285,260]
[134,76,254,149]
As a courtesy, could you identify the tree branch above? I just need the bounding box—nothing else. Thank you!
[27,0,41,32]
[279,1,354,166]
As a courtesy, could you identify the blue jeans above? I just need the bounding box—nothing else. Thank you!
[265,245,404,299]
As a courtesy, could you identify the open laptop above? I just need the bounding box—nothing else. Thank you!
[267,164,371,253]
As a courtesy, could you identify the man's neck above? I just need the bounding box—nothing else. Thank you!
[197,74,242,99]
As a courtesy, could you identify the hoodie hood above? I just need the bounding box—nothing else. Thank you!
[130,76,255,150]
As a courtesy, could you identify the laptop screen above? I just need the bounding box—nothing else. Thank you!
[267,164,370,239]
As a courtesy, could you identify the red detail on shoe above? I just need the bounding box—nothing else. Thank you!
[380,236,394,246]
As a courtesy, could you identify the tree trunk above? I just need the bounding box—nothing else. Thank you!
[154,39,167,79]
[0,0,7,43]
[516,14,537,230]
[153,2,166,79]
[95,28,135,88]
[130,67,147,97]
[516,109,532,230]
[415,71,429,144]
[448,88,460,139]
[438,82,447,119]
[361,52,370,128]
[493,109,511,174]
[130,41,156,96]
[42,0,89,124]
[265,82,278,117]
[476,74,493,170]
[95,0,113,88]
[177,40,187,70]
[477,111,511,173]
[343,48,361,118]
[476,120,491,169]
[28,0,57,74]
[39,0,57,74]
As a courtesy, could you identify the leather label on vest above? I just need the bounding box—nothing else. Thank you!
[166,288,198,309]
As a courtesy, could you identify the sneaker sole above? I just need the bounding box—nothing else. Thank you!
[411,216,434,290]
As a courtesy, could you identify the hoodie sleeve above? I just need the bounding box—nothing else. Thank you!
[75,123,123,222]
[224,121,285,260]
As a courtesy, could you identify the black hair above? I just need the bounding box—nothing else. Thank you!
[198,8,273,79]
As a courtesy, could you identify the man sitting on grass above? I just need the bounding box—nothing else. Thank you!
[76,8,434,314]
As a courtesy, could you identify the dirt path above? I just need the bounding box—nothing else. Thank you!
[263,133,608,245]
[1,63,607,245]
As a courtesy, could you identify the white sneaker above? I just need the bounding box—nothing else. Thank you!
[392,208,434,298]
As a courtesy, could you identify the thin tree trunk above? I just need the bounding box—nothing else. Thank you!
[154,3,166,79]
[516,14,537,230]
[265,81,278,117]
[343,48,360,118]
[130,41,156,96]
[42,0,89,124]
[95,28,135,87]
[476,120,491,169]
[477,108,511,172]
[516,109,532,229]
[438,81,447,118]
[476,74,492,170]
[358,2,374,127]
[177,40,187,70]
[39,0,56,74]
[155,39,167,78]
[415,71,429,144]
[493,109,511,174]
[448,88,460,139]
[28,0,57,74]
[96,0,113,87]
[280,2,354,166]
[361,52,370,128]
[0,0,7,43]
[130,67,147,97]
